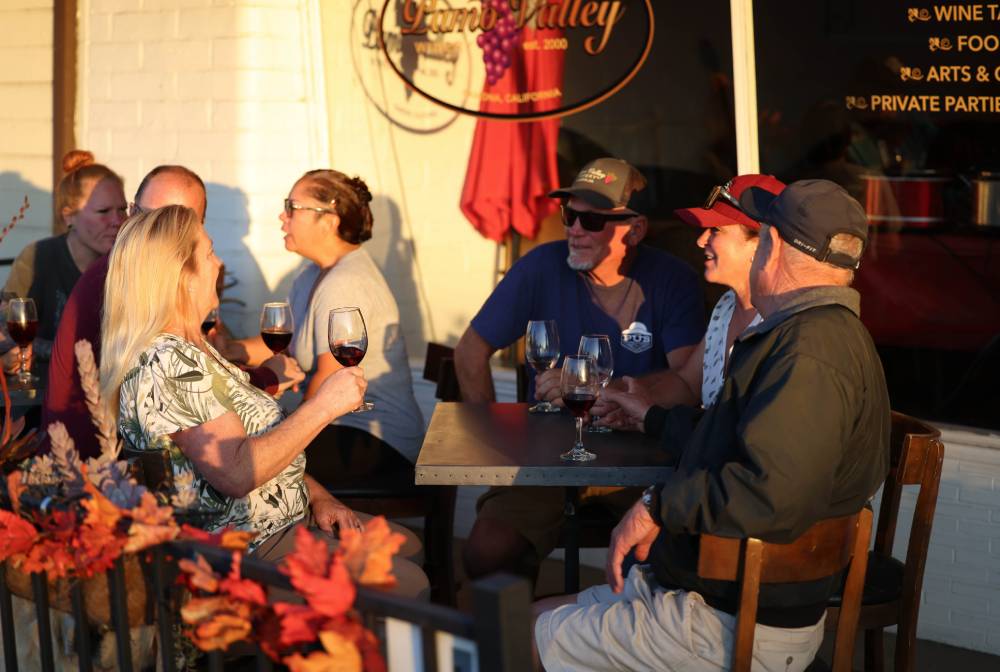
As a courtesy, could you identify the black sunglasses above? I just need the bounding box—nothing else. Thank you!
[702,183,747,214]
[560,205,634,232]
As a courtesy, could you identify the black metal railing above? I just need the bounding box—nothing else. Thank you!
[0,541,532,672]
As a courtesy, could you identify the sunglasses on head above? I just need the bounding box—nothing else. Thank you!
[560,204,635,232]
[702,182,747,213]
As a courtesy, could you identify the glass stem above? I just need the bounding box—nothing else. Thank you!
[18,348,27,382]
[575,417,583,449]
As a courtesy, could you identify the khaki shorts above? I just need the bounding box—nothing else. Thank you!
[536,565,825,671]
[475,485,640,560]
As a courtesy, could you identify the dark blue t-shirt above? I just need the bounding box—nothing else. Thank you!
[471,241,705,393]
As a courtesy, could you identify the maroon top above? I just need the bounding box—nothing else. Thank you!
[42,254,278,459]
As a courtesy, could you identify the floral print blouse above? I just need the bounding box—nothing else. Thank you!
[118,333,307,549]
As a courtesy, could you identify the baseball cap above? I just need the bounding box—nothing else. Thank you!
[739,179,868,269]
[674,174,786,231]
[549,158,647,214]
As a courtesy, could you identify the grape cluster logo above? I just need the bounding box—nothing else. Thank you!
[378,0,655,120]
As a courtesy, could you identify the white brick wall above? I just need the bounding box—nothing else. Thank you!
[0,1,53,285]
[888,428,1000,655]
[77,0,327,337]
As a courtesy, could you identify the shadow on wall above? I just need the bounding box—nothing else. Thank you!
[204,182,268,338]
[0,172,53,279]
[367,195,426,356]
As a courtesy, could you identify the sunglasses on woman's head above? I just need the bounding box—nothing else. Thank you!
[560,205,635,232]
[702,183,746,213]
[284,198,337,218]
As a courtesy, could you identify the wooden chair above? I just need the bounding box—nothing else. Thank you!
[324,343,460,605]
[698,509,873,672]
[826,412,944,672]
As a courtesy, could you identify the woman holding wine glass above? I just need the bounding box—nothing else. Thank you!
[3,150,127,359]
[275,169,424,490]
[600,174,786,428]
[99,206,428,597]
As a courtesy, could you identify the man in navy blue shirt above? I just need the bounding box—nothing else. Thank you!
[455,158,705,581]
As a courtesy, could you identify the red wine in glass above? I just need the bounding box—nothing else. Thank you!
[328,307,373,412]
[260,302,294,354]
[331,344,366,367]
[563,392,596,418]
[261,328,293,354]
[5,297,38,387]
[7,320,37,348]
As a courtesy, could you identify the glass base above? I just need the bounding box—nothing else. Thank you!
[560,446,597,462]
[10,372,38,390]
[529,401,562,414]
[350,400,375,414]
[586,423,613,434]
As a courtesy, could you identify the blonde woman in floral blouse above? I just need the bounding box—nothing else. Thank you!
[98,205,427,596]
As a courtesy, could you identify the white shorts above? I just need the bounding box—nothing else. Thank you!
[535,565,825,671]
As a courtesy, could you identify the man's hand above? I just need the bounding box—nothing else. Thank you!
[260,354,305,397]
[606,498,660,593]
[598,376,653,432]
[533,367,565,406]
[312,495,363,534]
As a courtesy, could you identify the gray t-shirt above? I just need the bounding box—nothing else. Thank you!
[288,249,424,462]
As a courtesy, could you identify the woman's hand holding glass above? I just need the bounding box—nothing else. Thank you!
[314,366,367,420]
[260,354,306,397]
[597,376,654,432]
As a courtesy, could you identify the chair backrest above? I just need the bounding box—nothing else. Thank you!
[873,411,944,667]
[423,342,462,402]
[698,508,873,672]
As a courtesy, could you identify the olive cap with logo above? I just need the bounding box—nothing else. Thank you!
[549,158,647,215]
[739,179,869,269]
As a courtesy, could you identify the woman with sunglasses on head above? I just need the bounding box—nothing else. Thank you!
[3,150,127,359]
[599,174,786,429]
[221,170,424,508]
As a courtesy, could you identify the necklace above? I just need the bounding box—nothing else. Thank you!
[583,274,636,325]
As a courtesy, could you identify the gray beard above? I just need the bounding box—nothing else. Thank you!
[566,254,595,271]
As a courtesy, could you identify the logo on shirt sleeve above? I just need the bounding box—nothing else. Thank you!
[621,321,652,353]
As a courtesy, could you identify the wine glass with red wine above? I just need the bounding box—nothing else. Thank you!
[201,308,218,335]
[560,354,598,462]
[6,297,38,387]
[260,302,293,354]
[328,306,373,412]
[525,319,561,413]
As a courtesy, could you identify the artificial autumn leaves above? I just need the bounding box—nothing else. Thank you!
[180,520,405,672]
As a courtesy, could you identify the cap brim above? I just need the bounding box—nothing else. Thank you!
[549,187,636,214]
[739,186,779,222]
[674,203,761,230]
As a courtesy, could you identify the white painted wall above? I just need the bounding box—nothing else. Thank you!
[0,0,53,284]
[75,0,497,350]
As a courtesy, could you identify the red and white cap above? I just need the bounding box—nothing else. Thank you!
[674,174,786,231]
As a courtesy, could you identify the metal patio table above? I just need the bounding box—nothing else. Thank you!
[415,402,674,593]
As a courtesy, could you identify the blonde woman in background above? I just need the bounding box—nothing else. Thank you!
[99,205,428,597]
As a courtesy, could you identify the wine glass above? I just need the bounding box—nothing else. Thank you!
[260,302,293,354]
[578,334,614,433]
[201,308,218,335]
[525,319,560,414]
[328,307,373,412]
[6,297,38,387]
[560,354,598,462]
